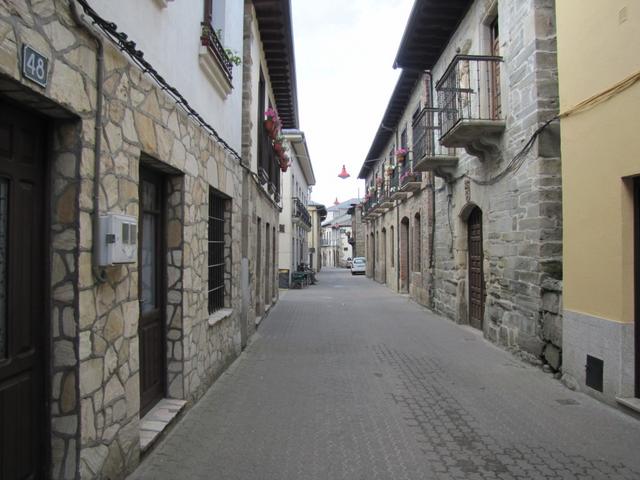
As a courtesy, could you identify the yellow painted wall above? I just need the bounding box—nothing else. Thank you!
[558,1,640,323]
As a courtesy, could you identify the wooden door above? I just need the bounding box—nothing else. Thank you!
[0,100,46,479]
[468,208,484,330]
[490,17,502,119]
[139,168,165,416]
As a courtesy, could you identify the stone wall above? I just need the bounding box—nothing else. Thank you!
[0,1,248,478]
[362,0,562,368]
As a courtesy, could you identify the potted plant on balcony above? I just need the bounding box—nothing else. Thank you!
[400,169,418,184]
[396,147,408,164]
[386,164,395,177]
[264,107,279,136]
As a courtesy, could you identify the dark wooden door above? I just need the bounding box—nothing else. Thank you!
[0,100,46,479]
[139,168,165,417]
[468,208,484,330]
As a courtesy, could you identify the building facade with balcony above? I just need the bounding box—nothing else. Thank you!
[277,130,315,287]
[0,0,299,478]
[359,0,562,366]
[241,0,299,327]
[557,0,640,407]
[321,199,358,268]
[307,202,327,273]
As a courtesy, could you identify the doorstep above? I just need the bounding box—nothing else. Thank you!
[616,396,640,414]
[139,398,187,452]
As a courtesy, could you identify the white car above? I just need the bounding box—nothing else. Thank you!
[351,257,366,275]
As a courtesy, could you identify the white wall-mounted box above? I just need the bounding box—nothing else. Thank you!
[98,214,138,266]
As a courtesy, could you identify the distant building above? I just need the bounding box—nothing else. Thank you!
[308,202,327,272]
[322,198,359,268]
[278,130,315,287]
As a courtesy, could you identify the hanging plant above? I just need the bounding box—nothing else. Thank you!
[264,107,280,135]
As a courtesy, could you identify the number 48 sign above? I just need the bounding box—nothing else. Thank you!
[22,45,49,88]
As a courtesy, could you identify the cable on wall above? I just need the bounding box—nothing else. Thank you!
[75,0,243,163]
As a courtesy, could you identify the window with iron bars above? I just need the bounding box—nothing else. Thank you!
[208,188,231,313]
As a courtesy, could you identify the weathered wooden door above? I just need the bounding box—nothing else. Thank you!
[468,207,484,330]
[139,168,166,416]
[490,17,502,119]
[0,100,46,479]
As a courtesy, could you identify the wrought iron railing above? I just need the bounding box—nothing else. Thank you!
[200,23,234,82]
[400,169,422,188]
[258,124,280,198]
[363,193,378,214]
[436,55,503,138]
[292,197,312,227]
[412,107,456,160]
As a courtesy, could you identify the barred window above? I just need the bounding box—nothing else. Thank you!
[208,188,230,313]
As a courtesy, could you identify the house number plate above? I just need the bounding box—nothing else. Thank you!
[22,45,49,88]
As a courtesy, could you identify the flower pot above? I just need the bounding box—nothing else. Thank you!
[396,154,406,164]
[274,142,283,154]
[264,118,275,133]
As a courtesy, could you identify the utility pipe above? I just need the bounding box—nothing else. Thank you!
[70,1,106,282]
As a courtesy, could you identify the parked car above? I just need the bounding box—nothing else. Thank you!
[351,257,366,275]
[346,257,353,268]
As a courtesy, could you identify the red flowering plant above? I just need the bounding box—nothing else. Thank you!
[264,107,280,136]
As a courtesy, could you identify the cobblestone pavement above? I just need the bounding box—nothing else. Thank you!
[131,269,640,480]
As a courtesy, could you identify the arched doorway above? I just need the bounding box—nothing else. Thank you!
[467,207,484,330]
[400,217,410,293]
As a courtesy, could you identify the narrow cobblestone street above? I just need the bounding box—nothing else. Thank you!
[131,269,640,480]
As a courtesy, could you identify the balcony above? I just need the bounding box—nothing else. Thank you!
[388,165,408,201]
[292,197,312,229]
[362,195,378,219]
[412,107,458,178]
[436,55,505,159]
[398,162,422,193]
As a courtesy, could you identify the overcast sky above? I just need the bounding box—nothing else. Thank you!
[290,0,415,207]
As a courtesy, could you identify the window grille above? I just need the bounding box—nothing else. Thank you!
[208,189,228,313]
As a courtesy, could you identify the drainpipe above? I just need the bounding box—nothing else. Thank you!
[70,1,107,282]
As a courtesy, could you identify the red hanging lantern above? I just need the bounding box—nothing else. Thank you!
[338,165,350,179]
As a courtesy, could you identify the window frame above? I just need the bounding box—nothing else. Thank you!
[208,187,231,314]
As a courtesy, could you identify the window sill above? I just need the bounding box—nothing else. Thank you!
[199,46,233,99]
[208,308,233,327]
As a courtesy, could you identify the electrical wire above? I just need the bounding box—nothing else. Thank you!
[75,0,243,163]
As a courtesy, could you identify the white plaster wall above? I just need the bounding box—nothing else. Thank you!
[88,0,244,151]
[279,141,311,273]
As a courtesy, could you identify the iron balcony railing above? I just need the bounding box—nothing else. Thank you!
[292,197,312,228]
[412,107,456,160]
[363,193,378,214]
[436,55,503,138]
[200,23,234,83]
[258,124,280,201]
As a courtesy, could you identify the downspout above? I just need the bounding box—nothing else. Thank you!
[70,1,107,282]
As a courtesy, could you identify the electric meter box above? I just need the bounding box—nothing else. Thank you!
[98,214,138,266]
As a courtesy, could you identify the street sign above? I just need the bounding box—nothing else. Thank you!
[22,45,49,88]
